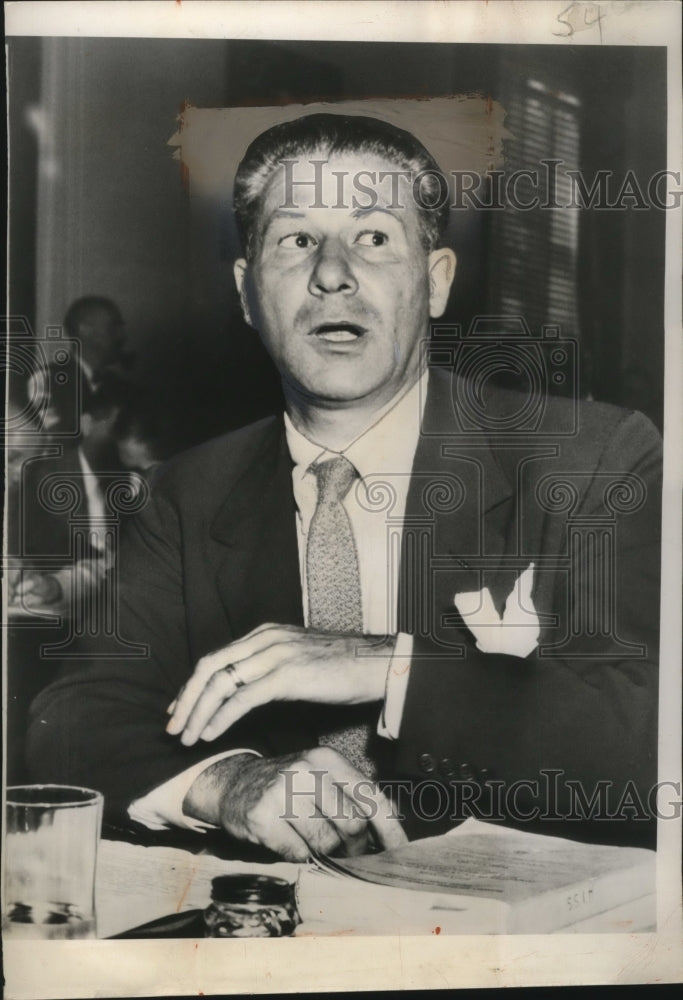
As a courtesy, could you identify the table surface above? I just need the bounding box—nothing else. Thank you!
[94,834,657,939]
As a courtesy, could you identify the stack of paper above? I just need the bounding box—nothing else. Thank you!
[296,818,656,934]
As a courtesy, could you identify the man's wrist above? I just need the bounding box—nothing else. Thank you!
[356,633,398,701]
[129,749,263,832]
[379,632,413,739]
[182,753,254,826]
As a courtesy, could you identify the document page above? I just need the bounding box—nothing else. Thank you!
[329,819,656,904]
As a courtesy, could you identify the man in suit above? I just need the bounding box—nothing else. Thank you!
[7,372,139,782]
[26,297,133,437]
[9,373,129,611]
[10,294,135,609]
[27,114,661,858]
[62,295,134,392]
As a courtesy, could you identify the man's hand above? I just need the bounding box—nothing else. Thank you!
[9,569,63,609]
[166,623,394,747]
[182,747,407,861]
[8,560,105,613]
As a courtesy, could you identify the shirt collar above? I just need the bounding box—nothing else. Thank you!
[284,370,428,482]
[79,356,96,389]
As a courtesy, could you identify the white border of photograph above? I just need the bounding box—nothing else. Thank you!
[3,2,682,996]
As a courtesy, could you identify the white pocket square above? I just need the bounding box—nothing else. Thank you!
[454,562,539,658]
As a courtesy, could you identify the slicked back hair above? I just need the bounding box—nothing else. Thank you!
[233,113,450,262]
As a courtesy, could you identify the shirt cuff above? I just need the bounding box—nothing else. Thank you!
[128,748,261,832]
[377,632,413,740]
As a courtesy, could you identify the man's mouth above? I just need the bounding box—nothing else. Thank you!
[311,322,366,343]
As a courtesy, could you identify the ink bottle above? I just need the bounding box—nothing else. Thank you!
[203,875,300,937]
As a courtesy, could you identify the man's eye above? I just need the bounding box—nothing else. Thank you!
[355,230,389,247]
[278,232,317,249]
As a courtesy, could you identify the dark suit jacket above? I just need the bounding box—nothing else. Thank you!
[27,370,661,845]
[8,440,131,565]
[8,443,85,564]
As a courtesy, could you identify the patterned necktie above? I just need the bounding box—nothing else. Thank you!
[307,456,363,632]
[307,456,378,779]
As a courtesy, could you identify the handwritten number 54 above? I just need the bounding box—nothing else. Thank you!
[555,1,606,39]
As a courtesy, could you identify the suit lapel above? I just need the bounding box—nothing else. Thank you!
[398,370,517,636]
[211,419,304,639]
[208,372,520,642]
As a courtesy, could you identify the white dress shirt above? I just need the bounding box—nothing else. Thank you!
[46,448,110,605]
[130,374,427,830]
[77,447,108,552]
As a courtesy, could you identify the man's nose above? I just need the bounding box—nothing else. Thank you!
[308,239,358,296]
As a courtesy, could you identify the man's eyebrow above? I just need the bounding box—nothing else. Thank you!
[350,206,406,225]
[260,209,307,240]
[267,209,306,220]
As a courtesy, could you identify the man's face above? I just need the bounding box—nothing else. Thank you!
[234,152,455,411]
[80,307,127,370]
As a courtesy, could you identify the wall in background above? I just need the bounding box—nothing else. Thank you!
[7,39,667,446]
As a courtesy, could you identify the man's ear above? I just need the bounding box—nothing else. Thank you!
[427,248,457,318]
[233,258,253,327]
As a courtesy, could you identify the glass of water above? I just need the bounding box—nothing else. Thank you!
[3,785,103,939]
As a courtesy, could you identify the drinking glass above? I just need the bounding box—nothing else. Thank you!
[3,784,103,939]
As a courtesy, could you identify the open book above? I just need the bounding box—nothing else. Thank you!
[295,818,656,934]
